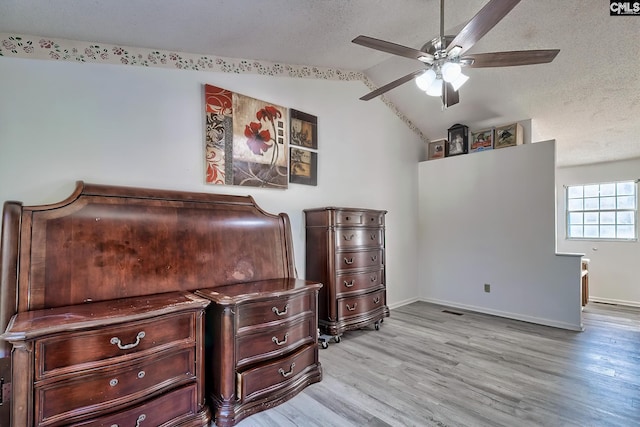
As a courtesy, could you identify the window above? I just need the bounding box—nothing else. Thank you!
[566,180,637,240]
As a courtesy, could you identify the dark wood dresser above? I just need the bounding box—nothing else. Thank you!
[304,207,389,342]
[0,182,322,426]
[196,278,322,427]
[3,292,210,427]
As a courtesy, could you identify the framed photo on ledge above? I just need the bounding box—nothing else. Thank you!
[446,123,468,156]
[494,123,524,149]
[470,128,494,153]
[428,139,446,160]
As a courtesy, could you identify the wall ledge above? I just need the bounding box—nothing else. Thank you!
[555,252,585,257]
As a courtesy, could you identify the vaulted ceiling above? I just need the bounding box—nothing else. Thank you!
[1,0,639,166]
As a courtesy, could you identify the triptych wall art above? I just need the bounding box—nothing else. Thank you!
[204,84,318,188]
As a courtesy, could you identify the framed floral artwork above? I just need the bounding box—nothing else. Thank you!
[289,147,317,186]
[290,109,318,149]
[204,84,288,188]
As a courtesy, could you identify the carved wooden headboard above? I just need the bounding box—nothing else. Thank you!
[0,181,296,355]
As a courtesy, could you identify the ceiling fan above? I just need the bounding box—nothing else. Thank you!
[352,0,559,107]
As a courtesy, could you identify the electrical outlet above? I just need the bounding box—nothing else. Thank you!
[484,283,491,293]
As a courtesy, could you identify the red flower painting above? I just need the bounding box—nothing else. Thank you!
[256,106,282,123]
[242,105,283,165]
[244,121,272,155]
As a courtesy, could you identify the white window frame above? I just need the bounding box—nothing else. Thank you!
[565,180,638,241]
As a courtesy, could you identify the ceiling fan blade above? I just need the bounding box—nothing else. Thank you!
[463,49,560,67]
[442,82,459,108]
[360,69,426,101]
[352,35,434,62]
[446,0,522,56]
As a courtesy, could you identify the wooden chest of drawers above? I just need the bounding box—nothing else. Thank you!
[304,207,389,341]
[196,278,322,427]
[1,292,211,427]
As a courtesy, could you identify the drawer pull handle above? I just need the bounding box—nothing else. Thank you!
[345,216,350,221]
[109,378,118,387]
[371,255,377,262]
[344,280,354,288]
[272,333,289,346]
[137,370,145,379]
[278,362,296,378]
[111,331,145,350]
[346,303,358,311]
[374,297,381,304]
[272,304,289,316]
[343,234,354,241]
[136,414,146,427]
[371,234,376,240]
[344,257,354,265]
[371,275,377,282]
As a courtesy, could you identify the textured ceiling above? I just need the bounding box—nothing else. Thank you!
[1,0,639,166]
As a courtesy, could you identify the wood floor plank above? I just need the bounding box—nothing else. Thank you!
[233,302,640,427]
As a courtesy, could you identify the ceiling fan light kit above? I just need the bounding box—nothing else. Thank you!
[441,62,462,82]
[415,69,436,91]
[352,0,559,108]
[451,73,469,91]
[426,79,444,97]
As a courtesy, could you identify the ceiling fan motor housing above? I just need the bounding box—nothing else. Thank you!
[421,36,456,59]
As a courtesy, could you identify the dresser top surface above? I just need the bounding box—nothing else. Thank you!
[195,278,322,305]
[2,291,210,341]
[303,206,387,214]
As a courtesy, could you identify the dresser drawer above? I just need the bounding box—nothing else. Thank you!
[236,292,313,330]
[335,228,383,249]
[335,210,384,227]
[337,289,386,319]
[336,269,384,297]
[36,312,196,380]
[236,316,316,368]
[70,384,199,427]
[36,348,195,426]
[337,249,383,270]
[238,344,317,402]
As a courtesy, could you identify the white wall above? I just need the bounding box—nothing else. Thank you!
[0,56,422,308]
[418,141,583,330]
[556,158,640,307]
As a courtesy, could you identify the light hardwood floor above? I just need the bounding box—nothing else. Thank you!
[234,301,640,427]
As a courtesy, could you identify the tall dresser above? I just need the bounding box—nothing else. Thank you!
[304,207,389,342]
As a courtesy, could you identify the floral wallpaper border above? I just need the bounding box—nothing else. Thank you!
[0,33,427,142]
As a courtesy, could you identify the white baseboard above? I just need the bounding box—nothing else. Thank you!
[418,297,584,331]
[387,296,419,310]
[588,296,640,308]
